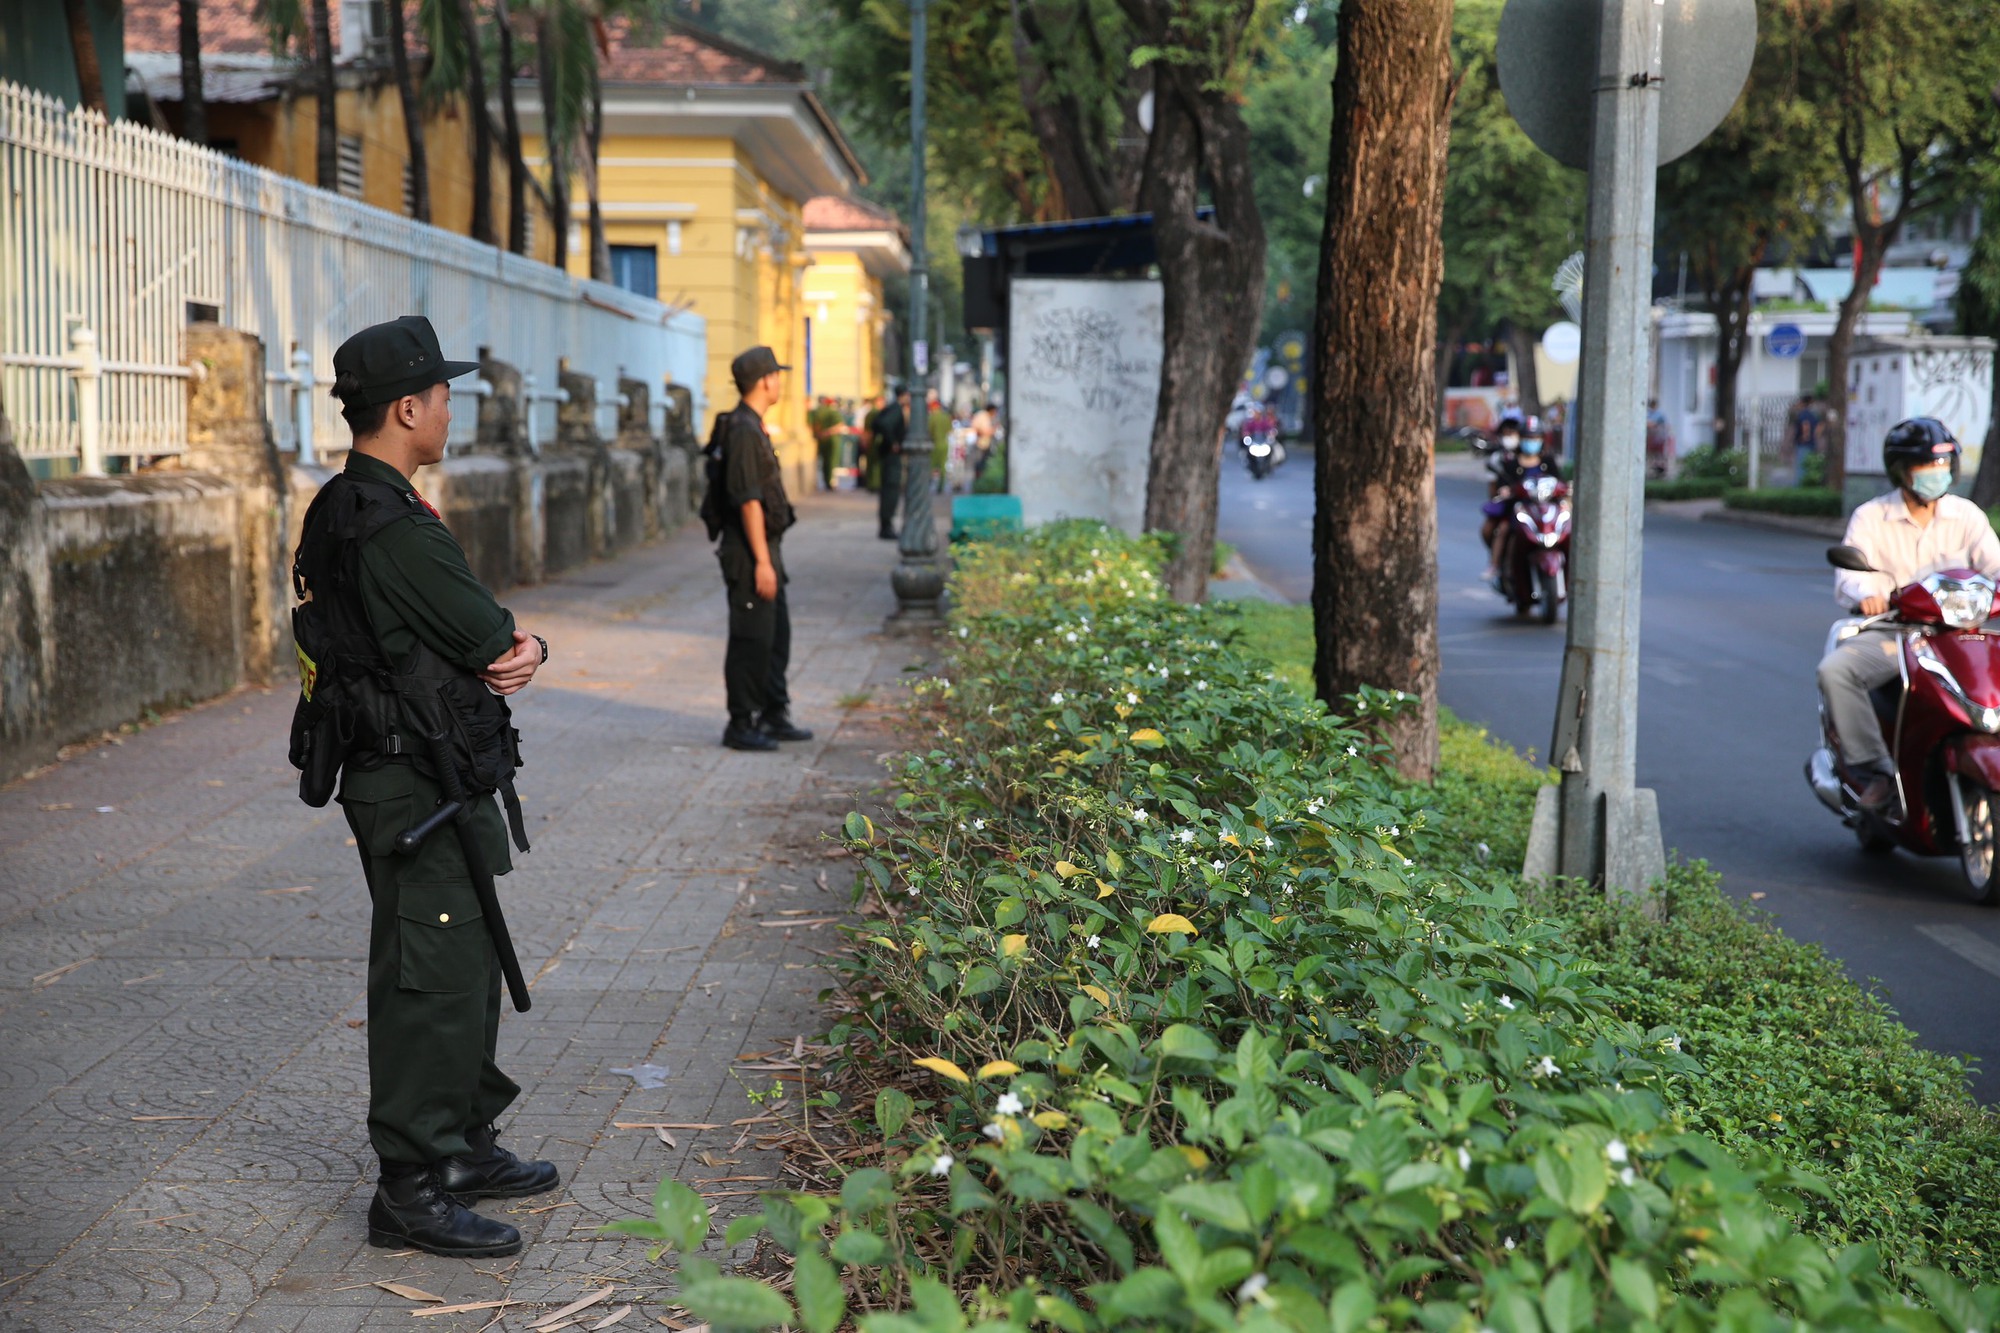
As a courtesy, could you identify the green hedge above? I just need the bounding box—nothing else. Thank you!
[1645,477,1732,502]
[609,525,1998,1332]
[1722,487,1843,517]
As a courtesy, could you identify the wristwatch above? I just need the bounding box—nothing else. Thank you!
[532,634,549,664]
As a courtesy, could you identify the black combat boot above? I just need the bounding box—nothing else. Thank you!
[439,1123,561,1201]
[757,711,814,743]
[722,721,778,751]
[368,1165,523,1257]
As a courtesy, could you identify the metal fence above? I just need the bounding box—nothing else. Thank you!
[0,80,705,472]
[1737,393,1803,487]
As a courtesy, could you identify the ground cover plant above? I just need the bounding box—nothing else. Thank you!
[614,524,1999,1331]
[1722,487,1843,517]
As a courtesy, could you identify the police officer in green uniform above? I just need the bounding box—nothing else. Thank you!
[710,346,814,752]
[291,316,557,1259]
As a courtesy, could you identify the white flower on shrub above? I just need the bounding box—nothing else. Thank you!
[907,886,919,897]
[1176,828,1196,844]
[1125,691,1139,705]
[1307,797,1324,813]
[995,1092,1023,1116]
[1606,1138,1629,1165]
[981,1122,1005,1142]
[1262,835,1275,849]
[1503,1237,1516,1251]
[1457,1145,1472,1171]
[1065,632,1078,643]
[1535,1055,1561,1078]
[1195,680,1209,691]
[958,626,969,638]
[1498,994,1516,1010]
[929,1152,953,1176]
[1283,884,1294,897]
[1346,746,1358,757]
[1130,808,1148,822]
[1664,1033,1682,1053]
[1050,692,1064,705]
[1619,1167,1637,1187]
[1403,858,1414,867]
[1210,859,1226,873]
[1087,935,1101,949]
[973,818,985,830]
[1235,1274,1268,1304]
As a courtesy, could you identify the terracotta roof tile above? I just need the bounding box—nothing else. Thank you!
[127,0,343,56]
[804,195,902,234]
[599,16,803,86]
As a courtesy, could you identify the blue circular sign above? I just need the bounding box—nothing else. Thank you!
[1767,323,1806,359]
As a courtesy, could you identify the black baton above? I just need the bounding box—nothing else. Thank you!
[396,724,533,1013]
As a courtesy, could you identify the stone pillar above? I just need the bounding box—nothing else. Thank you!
[476,348,527,454]
[662,382,699,524]
[184,324,289,685]
[556,362,600,452]
[617,376,666,538]
[0,401,54,782]
[555,362,613,557]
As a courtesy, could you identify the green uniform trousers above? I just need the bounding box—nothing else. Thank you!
[340,765,520,1165]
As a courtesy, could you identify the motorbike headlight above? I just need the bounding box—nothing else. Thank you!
[1539,531,1561,547]
[1931,577,1995,629]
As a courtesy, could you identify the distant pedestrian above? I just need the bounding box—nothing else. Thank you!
[874,384,909,540]
[701,346,814,752]
[1645,398,1676,479]
[1791,394,1822,457]
[927,391,952,493]
[970,402,996,481]
[859,392,888,493]
[808,396,843,491]
[290,315,556,1259]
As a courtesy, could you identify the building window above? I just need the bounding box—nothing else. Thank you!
[336,136,364,200]
[609,245,658,299]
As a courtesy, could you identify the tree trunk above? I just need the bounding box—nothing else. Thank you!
[1824,234,1891,495]
[1131,58,1266,602]
[310,0,338,192]
[1503,322,1540,419]
[585,70,609,282]
[387,0,430,221]
[535,11,570,268]
[494,0,529,256]
[451,0,497,245]
[1312,0,1454,782]
[61,0,107,115]
[176,0,207,145]
[1008,0,1110,220]
[1707,262,1755,452]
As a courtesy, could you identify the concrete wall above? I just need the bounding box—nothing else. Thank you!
[0,333,703,785]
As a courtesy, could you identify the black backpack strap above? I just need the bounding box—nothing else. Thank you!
[500,779,531,853]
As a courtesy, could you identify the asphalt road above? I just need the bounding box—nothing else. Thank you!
[1219,446,2000,1102]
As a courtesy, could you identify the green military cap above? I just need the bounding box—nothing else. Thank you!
[333,315,481,405]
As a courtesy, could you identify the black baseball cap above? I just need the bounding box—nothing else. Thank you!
[332,315,480,406]
[731,345,790,393]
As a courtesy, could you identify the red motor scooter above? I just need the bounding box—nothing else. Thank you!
[1807,544,2000,901]
[1494,473,1571,624]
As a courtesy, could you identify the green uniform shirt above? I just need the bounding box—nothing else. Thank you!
[928,406,952,471]
[338,451,518,807]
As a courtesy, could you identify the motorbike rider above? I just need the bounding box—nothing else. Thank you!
[1481,415,1554,582]
[1817,418,2000,810]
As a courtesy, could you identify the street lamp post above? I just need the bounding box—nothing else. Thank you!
[889,0,944,627]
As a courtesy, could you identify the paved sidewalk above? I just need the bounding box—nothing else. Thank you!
[0,493,926,1332]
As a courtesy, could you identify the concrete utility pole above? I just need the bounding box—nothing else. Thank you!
[888,0,944,626]
[1549,0,1668,894]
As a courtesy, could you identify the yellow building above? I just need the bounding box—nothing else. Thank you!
[123,0,517,252]
[802,196,907,404]
[517,20,869,488]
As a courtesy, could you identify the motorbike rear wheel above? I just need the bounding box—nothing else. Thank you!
[1958,781,2000,904]
[1535,567,1560,624]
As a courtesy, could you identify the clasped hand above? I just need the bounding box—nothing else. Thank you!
[480,630,543,695]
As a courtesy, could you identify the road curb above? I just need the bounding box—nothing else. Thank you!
[1697,506,1845,540]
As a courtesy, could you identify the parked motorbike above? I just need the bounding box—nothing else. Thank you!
[1494,474,1570,623]
[1806,544,2000,901]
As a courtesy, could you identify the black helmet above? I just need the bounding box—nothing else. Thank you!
[1882,417,1959,485]
[1496,411,1525,438]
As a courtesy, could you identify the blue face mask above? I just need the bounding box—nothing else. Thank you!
[1519,438,1543,457]
[1908,467,1952,502]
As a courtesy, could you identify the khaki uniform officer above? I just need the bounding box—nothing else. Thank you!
[292,316,557,1258]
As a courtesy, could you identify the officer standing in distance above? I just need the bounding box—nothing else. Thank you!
[707,346,814,751]
[289,316,557,1258]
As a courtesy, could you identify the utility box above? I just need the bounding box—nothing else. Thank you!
[1843,335,1995,508]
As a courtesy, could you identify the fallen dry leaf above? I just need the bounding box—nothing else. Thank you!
[531,1288,615,1330]
[653,1127,677,1148]
[411,1299,523,1318]
[612,1122,719,1131]
[131,1115,207,1122]
[374,1281,444,1303]
[260,886,315,895]
[592,1307,635,1330]
[33,957,96,987]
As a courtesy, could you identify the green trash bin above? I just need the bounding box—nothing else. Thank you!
[951,494,1024,542]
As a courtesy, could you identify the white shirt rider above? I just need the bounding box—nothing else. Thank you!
[1836,481,2000,612]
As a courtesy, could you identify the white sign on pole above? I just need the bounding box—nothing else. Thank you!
[1007,278,1162,534]
[1541,321,1582,365]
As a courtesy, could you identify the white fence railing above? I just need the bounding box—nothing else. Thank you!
[0,80,705,471]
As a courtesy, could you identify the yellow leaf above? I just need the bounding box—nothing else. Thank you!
[1095,878,1116,899]
[1106,849,1124,876]
[1176,1146,1210,1170]
[868,935,898,951]
[1147,913,1198,936]
[977,1060,1022,1078]
[913,1057,970,1084]
[1081,984,1112,1008]
[1031,1111,1071,1130]
[1000,934,1029,957]
[910,942,927,963]
[1054,861,1086,878]
[1130,727,1166,748]
[1219,831,1242,847]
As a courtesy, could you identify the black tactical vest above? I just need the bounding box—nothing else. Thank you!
[288,472,528,850]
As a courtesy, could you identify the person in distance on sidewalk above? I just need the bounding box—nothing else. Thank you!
[713,346,814,751]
